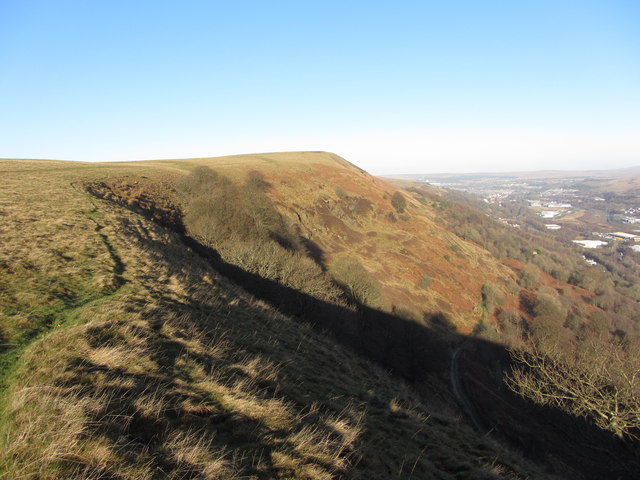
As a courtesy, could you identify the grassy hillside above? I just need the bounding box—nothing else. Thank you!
[132,152,520,332]
[0,157,553,479]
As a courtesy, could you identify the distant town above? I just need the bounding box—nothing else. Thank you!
[391,168,640,266]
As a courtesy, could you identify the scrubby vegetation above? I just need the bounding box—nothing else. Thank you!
[391,191,407,213]
[329,258,384,308]
[508,335,640,440]
[178,166,346,305]
[402,181,640,443]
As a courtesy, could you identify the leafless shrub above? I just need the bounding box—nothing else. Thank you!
[329,259,382,308]
[508,338,640,439]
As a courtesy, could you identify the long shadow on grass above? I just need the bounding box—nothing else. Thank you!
[88,186,640,479]
[64,355,298,479]
[131,232,639,479]
[0,327,8,356]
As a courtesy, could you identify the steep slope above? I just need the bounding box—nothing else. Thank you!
[137,151,519,331]
[384,177,640,478]
[0,158,552,479]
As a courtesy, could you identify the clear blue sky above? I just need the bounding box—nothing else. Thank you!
[1,0,639,173]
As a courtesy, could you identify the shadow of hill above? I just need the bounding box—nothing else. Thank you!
[88,185,640,480]
[181,234,640,479]
[298,237,327,269]
[179,232,452,382]
[458,339,640,480]
[61,218,543,479]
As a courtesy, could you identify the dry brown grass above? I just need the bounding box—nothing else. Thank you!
[130,152,517,329]
[0,157,555,479]
[164,430,237,479]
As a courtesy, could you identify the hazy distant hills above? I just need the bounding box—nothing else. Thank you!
[385,165,640,182]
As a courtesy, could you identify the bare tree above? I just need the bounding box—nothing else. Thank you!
[507,337,640,440]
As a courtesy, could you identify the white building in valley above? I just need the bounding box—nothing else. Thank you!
[573,240,608,249]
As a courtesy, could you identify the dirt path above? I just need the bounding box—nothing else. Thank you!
[450,345,485,432]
